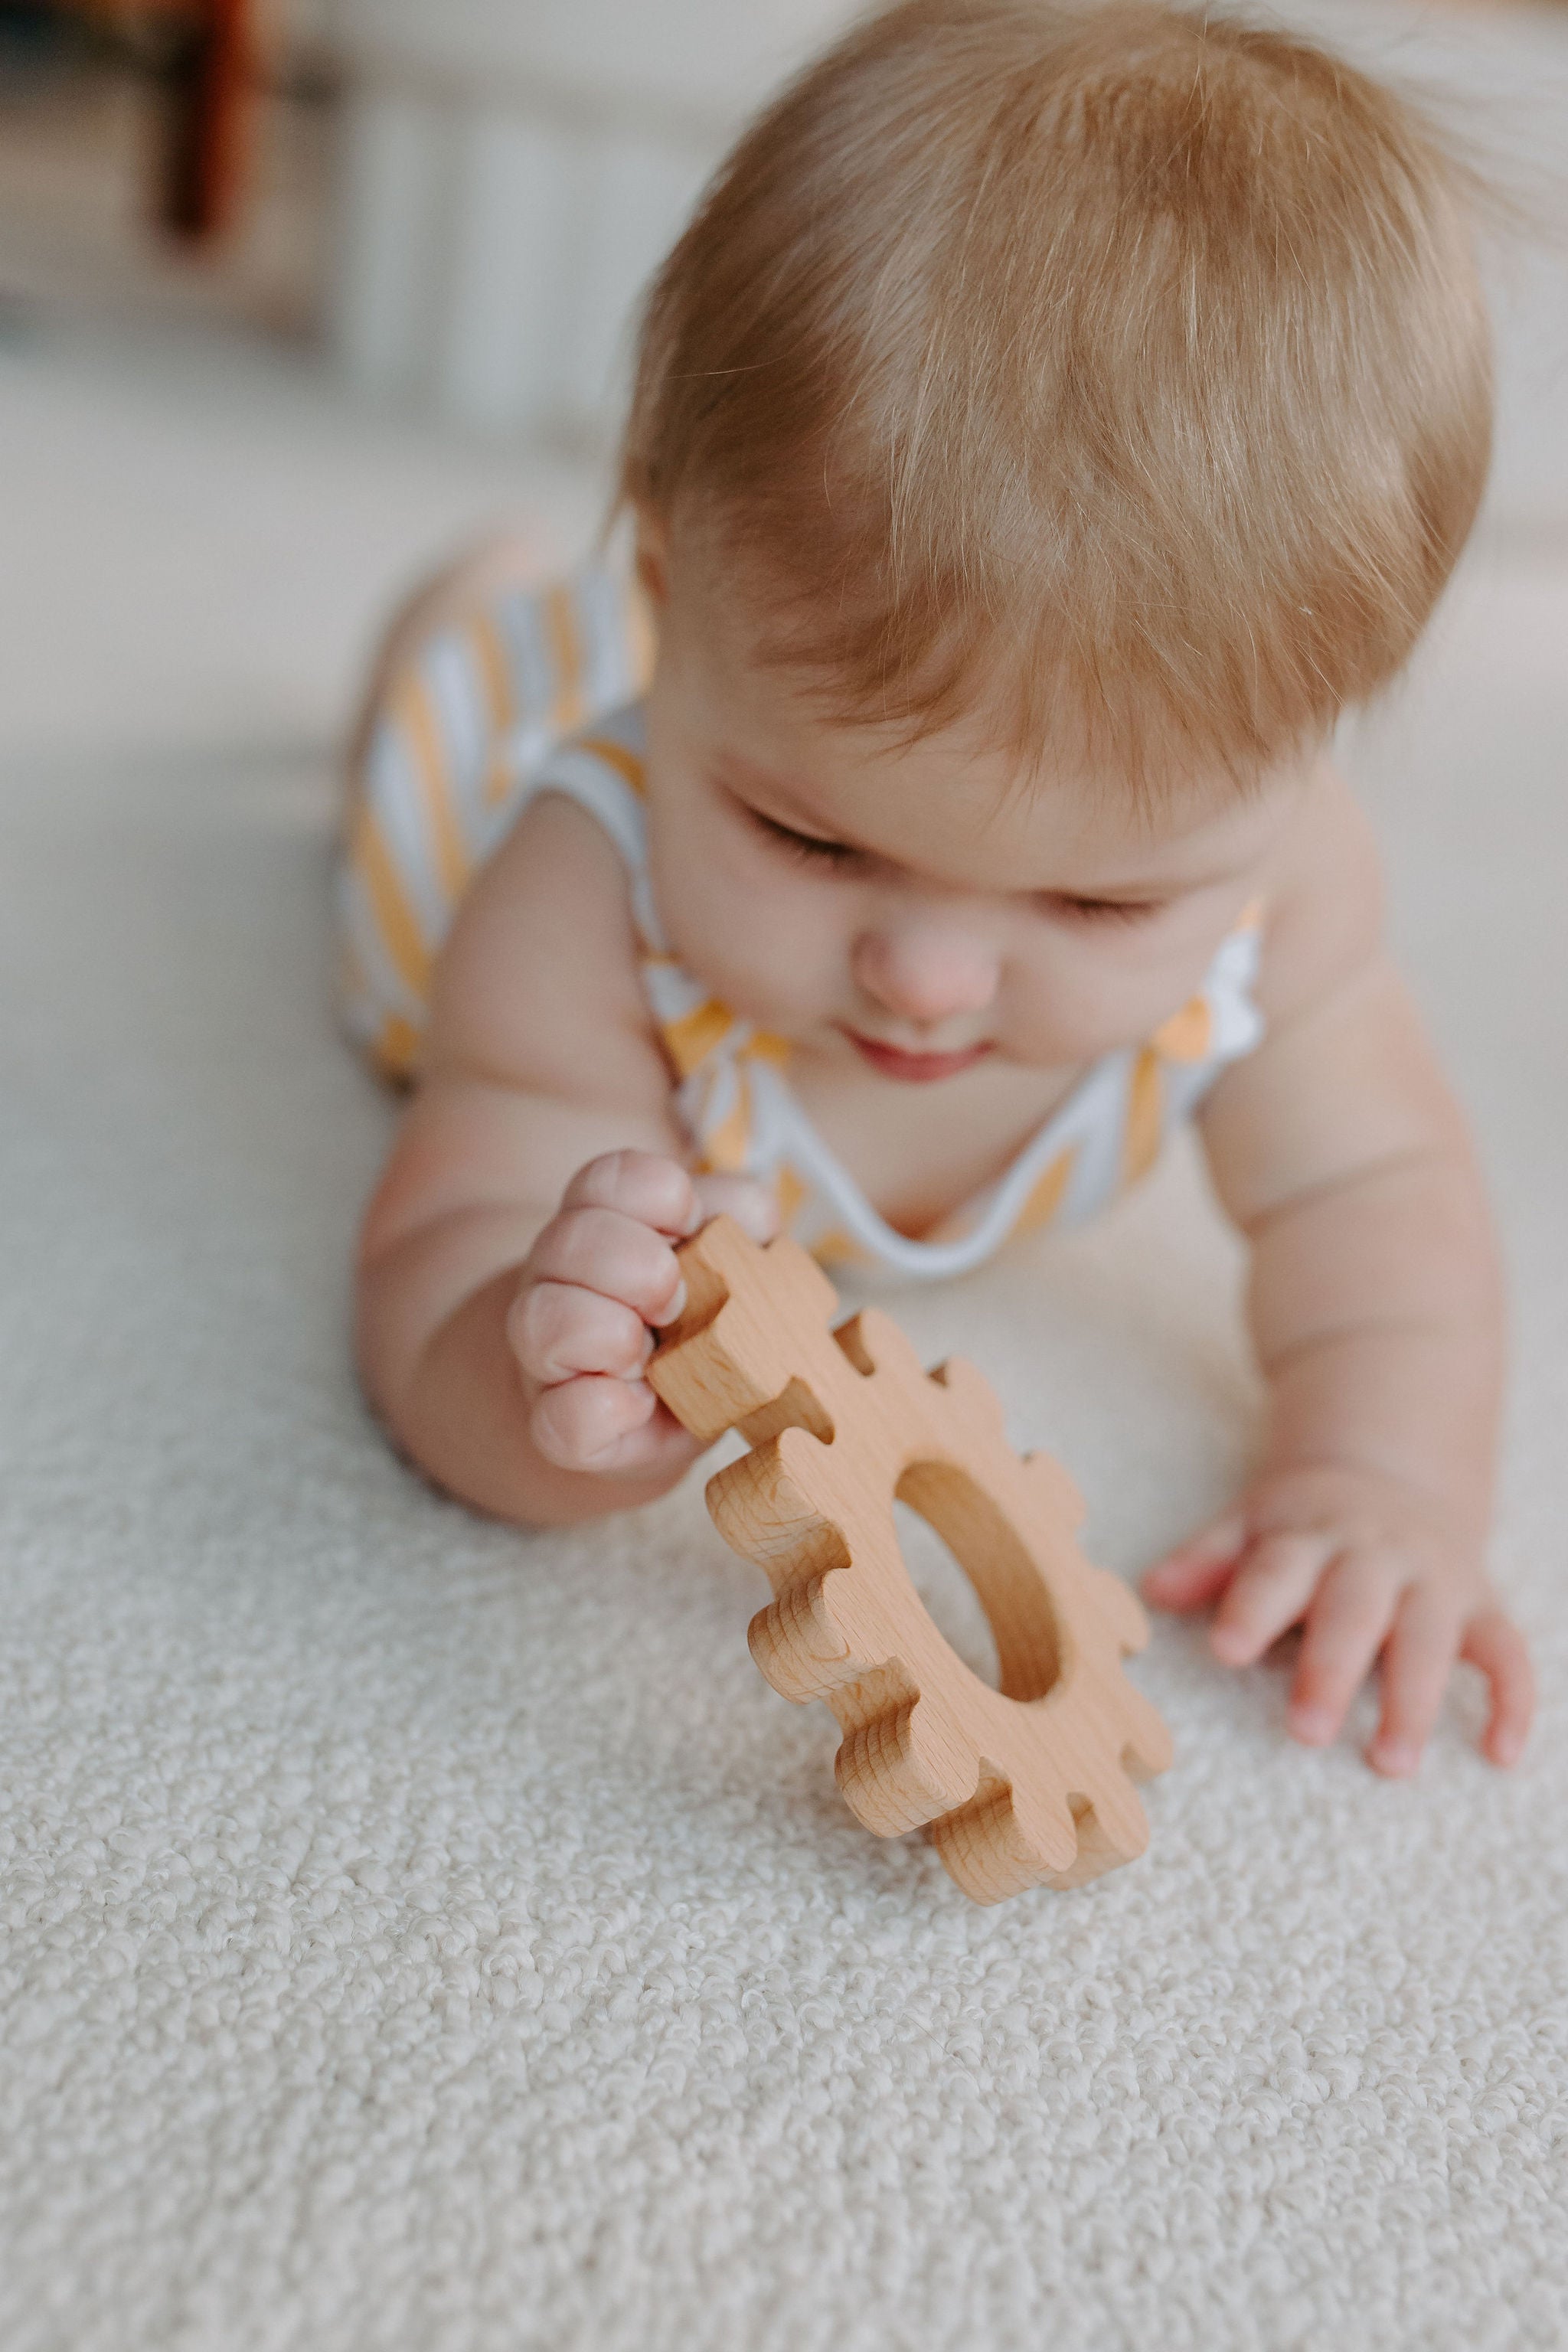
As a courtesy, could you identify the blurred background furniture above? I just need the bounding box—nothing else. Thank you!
[144,0,254,238]
[0,0,330,332]
[324,0,858,439]
[8,0,258,237]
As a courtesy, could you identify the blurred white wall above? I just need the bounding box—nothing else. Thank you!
[321,0,858,439]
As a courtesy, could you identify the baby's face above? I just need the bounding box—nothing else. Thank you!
[641,551,1310,1080]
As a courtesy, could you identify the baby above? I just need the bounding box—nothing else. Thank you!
[343,0,1534,1779]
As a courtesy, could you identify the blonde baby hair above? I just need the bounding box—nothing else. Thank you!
[619,0,1492,784]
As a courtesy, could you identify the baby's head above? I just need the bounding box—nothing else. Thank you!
[619,0,1491,1073]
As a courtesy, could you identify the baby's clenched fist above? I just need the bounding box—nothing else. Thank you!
[508,1150,778,1480]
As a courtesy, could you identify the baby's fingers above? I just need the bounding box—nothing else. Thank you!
[1365,1589,1461,1778]
[1461,1609,1534,1769]
[561,1150,699,1239]
[1288,1553,1401,1749]
[508,1279,651,1388]
[531,1373,700,1478]
[1210,1530,1338,1666]
[690,1171,781,1245]
[528,1205,686,1325]
[1142,1514,1249,1613]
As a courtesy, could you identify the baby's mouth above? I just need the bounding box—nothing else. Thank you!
[838,1027,995,1083]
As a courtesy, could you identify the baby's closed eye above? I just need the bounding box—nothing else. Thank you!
[749,808,866,869]
[1040,893,1170,926]
[747,804,1175,919]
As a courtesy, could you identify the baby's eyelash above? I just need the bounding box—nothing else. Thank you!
[752,811,861,867]
[1048,893,1167,925]
[742,800,1165,910]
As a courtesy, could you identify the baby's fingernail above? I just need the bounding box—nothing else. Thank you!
[1210,1624,1253,1663]
[1491,1731,1524,1768]
[653,1277,687,1327]
[1370,1740,1418,1777]
[1289,1705,1336,1745]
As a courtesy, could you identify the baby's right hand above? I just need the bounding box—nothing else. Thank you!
[508,1150,779,1482]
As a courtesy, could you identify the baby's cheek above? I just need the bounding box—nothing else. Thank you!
[720,914,846,1026]
[1001,946,1155,1063]
[1004,935,1220,1065]
[656,854,844,1025]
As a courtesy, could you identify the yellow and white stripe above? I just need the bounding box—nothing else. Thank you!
[338,564,655,1080]
[338,563,1266,1274]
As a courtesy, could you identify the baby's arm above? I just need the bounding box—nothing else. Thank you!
[354,793,771,1526]
[1144,772,1534,1774]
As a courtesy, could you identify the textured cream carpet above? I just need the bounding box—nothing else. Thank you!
[2,165,1567,2352]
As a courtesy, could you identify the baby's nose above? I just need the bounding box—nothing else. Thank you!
[852,923,999,1030]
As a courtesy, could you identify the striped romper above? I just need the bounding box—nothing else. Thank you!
[338,563,1266,1281]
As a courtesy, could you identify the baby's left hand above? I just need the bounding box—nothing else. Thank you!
[1142,1463,1534,1775]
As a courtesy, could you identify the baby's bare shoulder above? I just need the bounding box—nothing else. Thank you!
[1252,759,1386,1029]
[423,791,671,1116]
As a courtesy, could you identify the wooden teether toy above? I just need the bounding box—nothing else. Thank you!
[648,1217,1173,1904]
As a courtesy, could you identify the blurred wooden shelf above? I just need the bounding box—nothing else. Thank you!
[0,13,332,341]
[50,0,256,239]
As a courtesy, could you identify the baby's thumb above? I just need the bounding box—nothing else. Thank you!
[690,1171,781,1245]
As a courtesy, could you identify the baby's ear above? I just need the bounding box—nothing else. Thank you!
[632,507,671,606]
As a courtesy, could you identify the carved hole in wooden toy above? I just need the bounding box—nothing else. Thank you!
[894,1464,1062,1705]
[890,1501,1001,1691]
